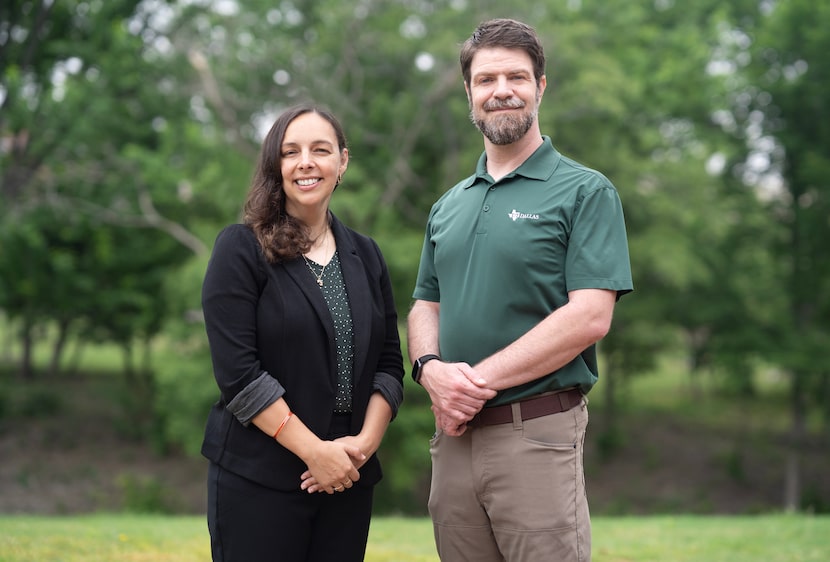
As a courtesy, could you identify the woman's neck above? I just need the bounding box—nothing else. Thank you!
[307,213,331,244]
[289,208,330,240]
[304,221,334,264]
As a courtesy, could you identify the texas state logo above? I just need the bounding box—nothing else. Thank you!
[508,209,541,221]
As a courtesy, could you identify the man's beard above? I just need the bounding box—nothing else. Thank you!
[470,97,537,145]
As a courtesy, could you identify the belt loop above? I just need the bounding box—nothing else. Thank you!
[511,402,522,430]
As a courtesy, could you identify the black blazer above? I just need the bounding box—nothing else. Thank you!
[200,214,404,491]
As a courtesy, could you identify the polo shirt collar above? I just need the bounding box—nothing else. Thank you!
[463,136,561,189]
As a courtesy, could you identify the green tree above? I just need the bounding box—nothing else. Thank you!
[156,0,796,509]
[0,1,213,381]
[730,0,830,511]
[4,0,825,515]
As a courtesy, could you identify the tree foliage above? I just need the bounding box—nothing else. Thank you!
[728,0,830,510]
[0,1,218,376]
[1,0,828,514]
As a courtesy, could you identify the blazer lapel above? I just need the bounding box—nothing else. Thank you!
[281,257,337,365]
[332,217,371,386]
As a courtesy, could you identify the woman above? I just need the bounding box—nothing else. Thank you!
[201,104,404,561]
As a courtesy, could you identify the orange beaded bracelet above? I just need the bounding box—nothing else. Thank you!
[273,411,293,440]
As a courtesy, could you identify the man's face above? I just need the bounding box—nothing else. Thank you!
[466,47,546,146]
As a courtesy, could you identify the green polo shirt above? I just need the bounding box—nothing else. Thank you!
[413,136,633,405]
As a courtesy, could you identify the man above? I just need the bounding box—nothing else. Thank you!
[407,18,633,562]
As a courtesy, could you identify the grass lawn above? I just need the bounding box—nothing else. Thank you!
[0,513,827,561]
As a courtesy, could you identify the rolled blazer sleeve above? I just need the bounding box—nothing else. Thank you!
[368,238,405,418]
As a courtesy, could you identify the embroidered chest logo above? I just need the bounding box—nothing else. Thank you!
[508,209,541,221]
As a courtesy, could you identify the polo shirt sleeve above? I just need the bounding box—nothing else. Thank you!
[565,185,633,299]
[412,210,440,303]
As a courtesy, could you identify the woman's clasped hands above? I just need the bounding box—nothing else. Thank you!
[299,437,365,494]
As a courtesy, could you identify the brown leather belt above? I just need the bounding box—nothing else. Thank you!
[469,388,583,427]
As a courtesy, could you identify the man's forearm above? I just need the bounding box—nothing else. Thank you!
[406,300,441,362]
[475,288,617,390]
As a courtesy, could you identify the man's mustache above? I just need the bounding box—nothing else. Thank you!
[483,98,526,111]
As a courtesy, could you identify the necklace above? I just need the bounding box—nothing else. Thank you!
[302,228,329,287]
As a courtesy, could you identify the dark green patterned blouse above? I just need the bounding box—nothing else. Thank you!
[303,251,354,413]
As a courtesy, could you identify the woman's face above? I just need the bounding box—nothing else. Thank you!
[280,112,348,218]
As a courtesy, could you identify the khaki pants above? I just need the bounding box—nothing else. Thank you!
[428,398,591,561]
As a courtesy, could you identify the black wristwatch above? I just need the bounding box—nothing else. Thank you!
[411,354,441,384]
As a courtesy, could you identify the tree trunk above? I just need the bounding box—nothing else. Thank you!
[19,316,34,380]
[821,372,830,442]
[139,335,153,386]
[598,352,623,461]
[783,369,806,512]
[123,342,135,382]
[0,318,13,363]
[49,318,72,375]
[603,364,617,431]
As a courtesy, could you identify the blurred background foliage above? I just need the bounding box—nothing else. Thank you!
[1,0,828,515]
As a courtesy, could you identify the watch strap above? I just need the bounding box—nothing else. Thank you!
[411,354,441,384]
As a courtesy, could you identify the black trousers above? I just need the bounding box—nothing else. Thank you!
[207,416,375,562]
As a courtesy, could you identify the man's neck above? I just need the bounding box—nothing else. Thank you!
[484,129,544,182]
